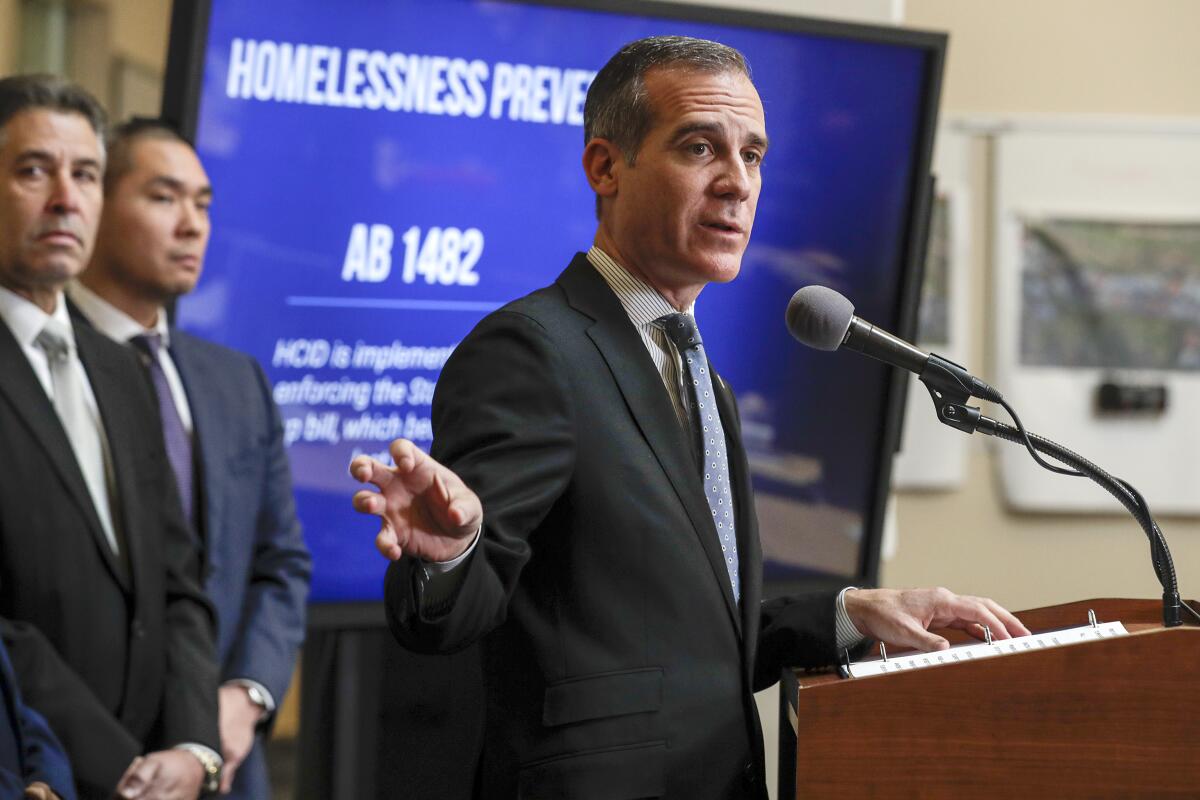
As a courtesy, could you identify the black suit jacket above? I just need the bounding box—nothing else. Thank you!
[386,255,840,799]
[0,316,219,798]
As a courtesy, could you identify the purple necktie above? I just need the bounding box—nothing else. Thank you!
[131,333,193,525]
[659,313,740,602]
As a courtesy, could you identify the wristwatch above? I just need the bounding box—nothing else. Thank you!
[176,743,221,795]
[243,682,269,714]
[231,680,272,725]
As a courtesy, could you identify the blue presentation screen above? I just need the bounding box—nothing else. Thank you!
[179,0,935,603]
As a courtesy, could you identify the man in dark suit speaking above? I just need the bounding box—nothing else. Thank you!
[351,37,1028,798]
[0,76,220,799]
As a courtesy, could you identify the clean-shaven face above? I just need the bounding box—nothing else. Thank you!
[0,109,104,301]
[606,66,767,298]
[93,136,212,302]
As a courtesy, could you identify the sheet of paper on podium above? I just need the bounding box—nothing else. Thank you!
[848,621,1128,678]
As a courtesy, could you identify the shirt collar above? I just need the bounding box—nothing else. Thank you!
[0,285,74,350]
[65,280,170,347]
[585,246,695,329]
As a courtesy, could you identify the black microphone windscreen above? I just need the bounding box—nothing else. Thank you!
[785,286,855,351]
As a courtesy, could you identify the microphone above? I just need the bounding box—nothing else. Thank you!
[786,287,1191,629]
[784,285,1002,404]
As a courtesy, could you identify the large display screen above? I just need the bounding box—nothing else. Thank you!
[168,0,942,605]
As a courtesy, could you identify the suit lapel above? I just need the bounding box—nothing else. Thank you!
[168,331,216,549]
[557,256,743,634]
[0,320,130,590]
[75,328,138,592]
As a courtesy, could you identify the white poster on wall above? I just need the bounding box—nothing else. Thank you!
[992,117,1200,514]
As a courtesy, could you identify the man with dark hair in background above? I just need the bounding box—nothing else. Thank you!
[351,36,1028,798]
[0,74,221,800]
[68,118,312,799]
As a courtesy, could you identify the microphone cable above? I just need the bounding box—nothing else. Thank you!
[980,397,1198,627]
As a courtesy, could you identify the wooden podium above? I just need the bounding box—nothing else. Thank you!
[778,598,1199,798]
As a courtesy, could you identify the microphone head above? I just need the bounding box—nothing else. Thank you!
[785,285,855,351]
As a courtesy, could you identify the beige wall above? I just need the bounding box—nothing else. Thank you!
[906,0,1200,116]
[0,0,19,75]
[885,0,1200,612]
[109,0,170,71]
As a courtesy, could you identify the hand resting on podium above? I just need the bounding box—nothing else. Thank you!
[844,587,1030,652]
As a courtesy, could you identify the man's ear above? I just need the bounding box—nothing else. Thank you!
[582,137,622,199]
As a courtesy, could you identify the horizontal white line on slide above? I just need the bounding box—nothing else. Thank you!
[285,296,504,312]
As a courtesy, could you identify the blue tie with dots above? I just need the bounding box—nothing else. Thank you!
[659,313,740,602]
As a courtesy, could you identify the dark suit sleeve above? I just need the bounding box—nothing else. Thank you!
[157,481,221,752]
[1,618,137,794]
[752,591,846,691]
[221,359,311,705]
[384,310,576,654]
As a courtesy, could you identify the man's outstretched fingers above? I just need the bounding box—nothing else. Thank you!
[376,522,403,561]
[352,489,384,516]
[390,438,424,474]
[350,454,395,491]
[432,471,474,532]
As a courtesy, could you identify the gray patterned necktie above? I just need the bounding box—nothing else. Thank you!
[130,333,194,524]
[35,319,120,554]
[659,312,740,602]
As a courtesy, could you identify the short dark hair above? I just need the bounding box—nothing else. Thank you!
[0,74,107,151]
[103,117,193,194]
[584,35,751,164]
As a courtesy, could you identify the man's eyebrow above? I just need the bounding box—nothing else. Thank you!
[13,148,58,165]
[669,121,721,144]
[13,149,103,171]
[668,122,769,152]
[146,175,213,197]
[72,156,104,171]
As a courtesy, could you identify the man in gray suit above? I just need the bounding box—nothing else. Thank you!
[68,118,312,798]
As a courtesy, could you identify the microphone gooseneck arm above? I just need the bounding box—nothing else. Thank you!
[977,414,1183,628]
[929,377,1184,628]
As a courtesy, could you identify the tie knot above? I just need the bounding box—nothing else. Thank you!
[35,320,72,364]
[131,332,163,361]
[658,312,703,351]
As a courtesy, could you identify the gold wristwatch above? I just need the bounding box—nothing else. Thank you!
[176,743,221,794]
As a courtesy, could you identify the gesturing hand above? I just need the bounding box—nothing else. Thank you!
[350,438,482,563]
[844,587,1031,652]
